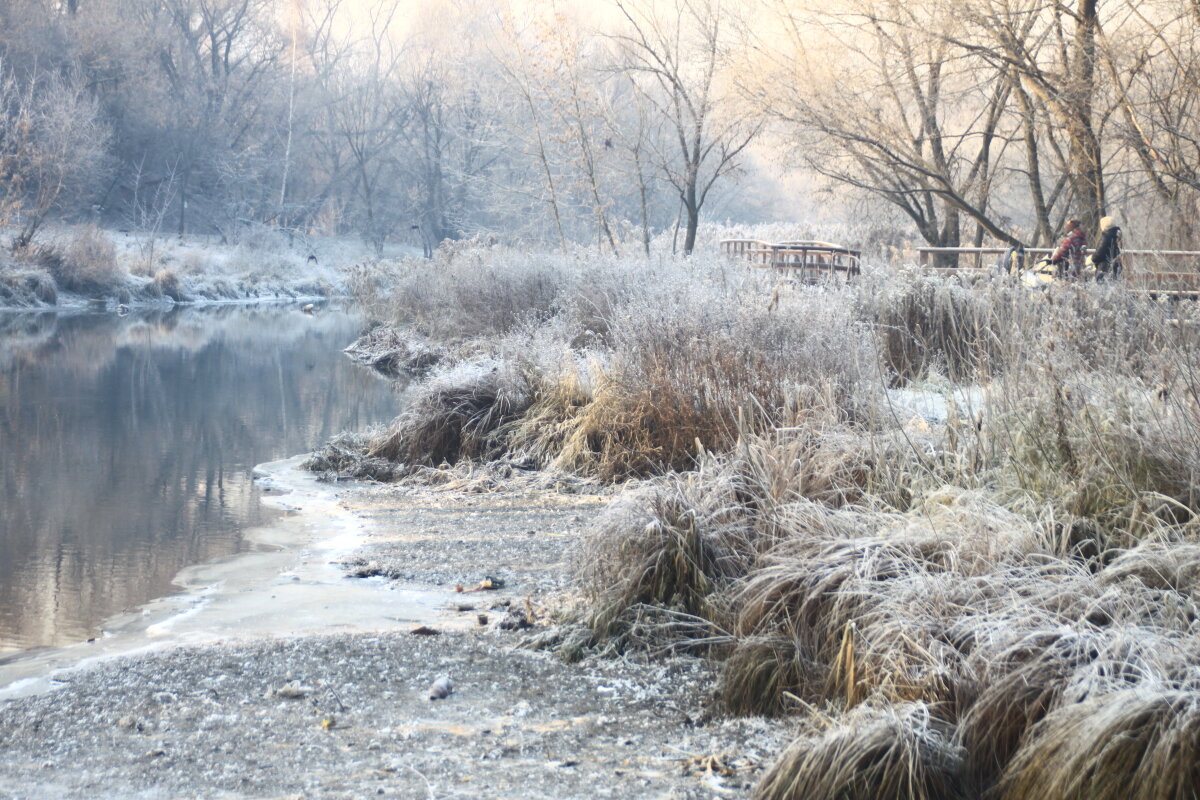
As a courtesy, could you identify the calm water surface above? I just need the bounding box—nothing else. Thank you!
[0,305,399,656]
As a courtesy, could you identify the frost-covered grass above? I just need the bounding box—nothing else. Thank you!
[0,224,390,308]
[329,241,1200,799]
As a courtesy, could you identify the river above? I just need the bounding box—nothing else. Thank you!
[0,304,399,658]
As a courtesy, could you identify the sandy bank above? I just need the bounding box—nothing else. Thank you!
[0,461,788,799]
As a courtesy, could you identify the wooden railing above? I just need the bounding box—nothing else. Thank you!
[720,239,861,281]
[916,246,1200,294]
[917,247,1052,268]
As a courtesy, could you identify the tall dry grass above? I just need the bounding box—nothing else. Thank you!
[331,245,1200,798]
[996,687,1200,800]
[508,286,875,480]
[26,224,125,295]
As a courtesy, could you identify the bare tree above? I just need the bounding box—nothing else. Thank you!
[398,49,501,246]
[1097,0,1200,246]
[490,11,572,248]
[755,0,1018,259]
[598,72,662,255]
[307,0,409,252]
[941,0,1109,236]
[610,0,760,254]
[0,64,110,251]
[128,153,179,272]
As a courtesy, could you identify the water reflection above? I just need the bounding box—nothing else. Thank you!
[0,305,399,655]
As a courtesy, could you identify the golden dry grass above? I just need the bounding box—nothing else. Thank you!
[333,250,1200,797]
[996,688,1200,800]
[754,703,966,800]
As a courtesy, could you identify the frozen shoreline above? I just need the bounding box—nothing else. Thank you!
[0,458,786,799]
[0,456,454,700]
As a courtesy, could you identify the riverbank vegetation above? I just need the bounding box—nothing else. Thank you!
[0,225,356,308]
[310,243,1200,799]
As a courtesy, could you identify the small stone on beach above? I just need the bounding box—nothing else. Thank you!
[428,676,453,700]
[273,681,313,699]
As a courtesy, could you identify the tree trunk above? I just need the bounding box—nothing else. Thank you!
[682,204,699,256]
[933,206,960,267]
[682,178,699,255]
[1068,0,1104,235]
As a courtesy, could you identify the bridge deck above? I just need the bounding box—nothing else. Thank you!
[720,239,860,281]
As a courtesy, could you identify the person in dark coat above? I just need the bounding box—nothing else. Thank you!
[1090,216,1122,280]
[995,243,1026,276]
[1051,218,1088,278]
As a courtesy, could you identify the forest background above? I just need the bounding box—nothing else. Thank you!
[2,0,1199,262]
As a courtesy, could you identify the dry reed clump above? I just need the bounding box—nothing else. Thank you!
[958,621,1199,793]
[995,687,1200,800]
[754,702,966,800]
[717,492,1064,717]
[343,324,442,376]
[382,249,572,340]
[717,634,824,716]
[859,273,1200,388]
[972,372,1200,540]
[1099,542,1200,597]
[859,271,1010,385]
[735,490,1049,645]
[510,284,875,481]
[148,268,186,301]
[0,268,57,305]
[725,406,920,514]
[29,225,124,295]
[368,358,532,467]
[572,413,918,667]
[1041,283,1200,379]
[957,628,1113,789]
[579,468,757,641]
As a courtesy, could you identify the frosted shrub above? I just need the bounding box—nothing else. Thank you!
[376,248,581,339]
[36,225,124,294]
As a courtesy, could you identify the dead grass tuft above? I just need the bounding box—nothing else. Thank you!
[996,688,1200,800]
[302,431,400,482]
[755,703,966,800]
[971,373,1200,540]
[511,291,873,480]
[860,272,1007,385]
[718,635,823,716]
[958,629,1109,789]
[343,325,442,376]
[369,359,532,467]
[580,472,755,640]
[1099,543,1200,597]
[149,268,186,301]
[0,268,57,305]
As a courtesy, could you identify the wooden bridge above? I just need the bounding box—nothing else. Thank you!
[720,239,860,282]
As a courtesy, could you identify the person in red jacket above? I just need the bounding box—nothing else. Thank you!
[1050,218,1088,278]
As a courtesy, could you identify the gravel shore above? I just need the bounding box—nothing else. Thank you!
[0,471,789,799]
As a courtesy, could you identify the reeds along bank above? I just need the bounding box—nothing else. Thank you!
[334,249,1200,800]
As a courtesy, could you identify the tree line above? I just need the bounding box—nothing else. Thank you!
[2,0,1198,257]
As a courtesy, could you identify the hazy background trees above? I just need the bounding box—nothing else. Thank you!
[2,0,1200,255]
